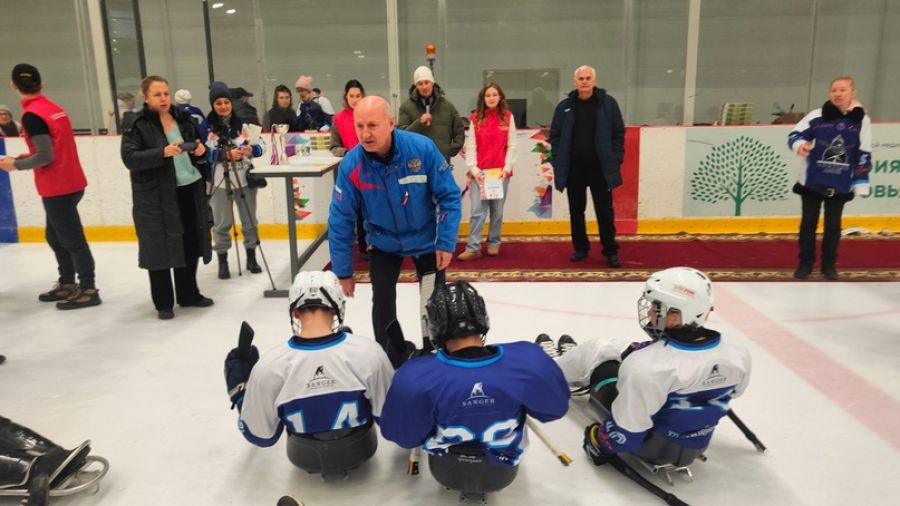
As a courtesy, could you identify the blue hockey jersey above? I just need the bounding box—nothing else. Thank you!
[379,342,570,467]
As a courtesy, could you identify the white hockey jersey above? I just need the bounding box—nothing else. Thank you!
[238,332,394,447]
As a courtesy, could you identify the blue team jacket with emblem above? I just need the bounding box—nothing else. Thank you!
[379,342,570,467]
[787,102,871,194]
[328,129,461,278]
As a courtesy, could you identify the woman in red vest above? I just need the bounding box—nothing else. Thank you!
[329,79,368,257]
[458,83,518,261]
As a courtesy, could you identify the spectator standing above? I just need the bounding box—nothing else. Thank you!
[396,66,465,162]
[549,65,625,268]
[458,83,518,261]
[787,76,871,280]
[120,75,213,320]
[0,63,101,309]
[263,84,297,132]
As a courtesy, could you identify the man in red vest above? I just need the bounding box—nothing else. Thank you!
[0,63,101,309]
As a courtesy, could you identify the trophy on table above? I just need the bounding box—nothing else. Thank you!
[270,123,290,164]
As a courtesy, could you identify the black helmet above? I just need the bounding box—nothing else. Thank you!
[425,281,490,349]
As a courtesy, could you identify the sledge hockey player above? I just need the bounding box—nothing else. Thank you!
[549,267,752,469]
[223,270,394,475]
[0,416,107,506]
[379,281,570,499]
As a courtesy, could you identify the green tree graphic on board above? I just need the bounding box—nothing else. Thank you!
[690,136,789,216]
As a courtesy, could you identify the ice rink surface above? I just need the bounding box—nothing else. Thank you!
[1,241,898,506]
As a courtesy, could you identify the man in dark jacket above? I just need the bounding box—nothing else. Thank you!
[229,87,261,126]
[549,65,625,268]
[397,66,465,163]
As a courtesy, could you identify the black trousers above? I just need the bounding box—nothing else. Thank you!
[566,165,619,257]
[41,190,95,288]
[148,182,203,310]
[798,192,847,269]
[369,248,445,353]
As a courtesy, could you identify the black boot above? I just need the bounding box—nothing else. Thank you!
[218,253,230,279]
[246,248,262,274]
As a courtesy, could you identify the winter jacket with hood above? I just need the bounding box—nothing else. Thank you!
[397,83,465,162]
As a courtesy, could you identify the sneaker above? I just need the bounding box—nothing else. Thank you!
[486,245,500,256]
[56,288,101,310]
[457,250,482,261]
[535,333,557,357]
[793,263,813,279]
[557,334,578,355]
[277,497,305,506]
[39,282,79,302]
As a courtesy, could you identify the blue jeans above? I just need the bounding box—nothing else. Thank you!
[465,178,510,252]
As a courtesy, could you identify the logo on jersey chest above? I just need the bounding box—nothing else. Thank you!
[407,158,422,172]
[462,381,495,408]
[307,365,336,389]
[702,364,727,386]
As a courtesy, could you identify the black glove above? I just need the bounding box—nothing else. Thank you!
[224,345,259,410]
[583,423,613,466]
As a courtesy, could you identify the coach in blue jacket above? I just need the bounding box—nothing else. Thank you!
[328,96,461,361]
[549,65,625,268]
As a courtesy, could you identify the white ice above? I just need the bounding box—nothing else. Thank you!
[1,240,898,506]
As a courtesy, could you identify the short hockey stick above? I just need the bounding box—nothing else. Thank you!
[726,409,766,452]
[525,417,572,466]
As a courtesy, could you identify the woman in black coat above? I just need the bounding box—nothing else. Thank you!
[121,75,214,320]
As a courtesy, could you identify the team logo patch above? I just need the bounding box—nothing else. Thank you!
[702,363,727,386]
[462,381,495,407]
[408,158,423,172]
[307,365,336,389]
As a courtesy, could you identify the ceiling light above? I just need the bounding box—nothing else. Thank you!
[212,2,224,8]
[226,8,236,14]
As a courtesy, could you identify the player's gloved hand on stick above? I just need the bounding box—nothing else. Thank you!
[224,345,259,410]
[583,423,614,466]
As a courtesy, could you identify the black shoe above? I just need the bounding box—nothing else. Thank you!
[535,333,557,357]
[217,253,230,279]
[569,250,588,262]
[246,248,262,274]
[606,254,621,268]
[158,309,175,320]
[557,334,578,355]
[822,267,839,280]
[793,264,813,279]
[56,288,102,310]
[277,497,304,506]
[181,296,214,308]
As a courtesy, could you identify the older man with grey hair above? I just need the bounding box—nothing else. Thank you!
[549,65,625,268]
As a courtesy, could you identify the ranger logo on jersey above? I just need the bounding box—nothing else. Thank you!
[462,382,495,408]
[307,365,336,389]
[702,364,727,386]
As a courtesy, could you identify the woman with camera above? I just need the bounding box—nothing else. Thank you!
[206,82,266,280]
[121,75,214,320]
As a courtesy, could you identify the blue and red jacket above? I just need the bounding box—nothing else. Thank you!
[328,129,461,278]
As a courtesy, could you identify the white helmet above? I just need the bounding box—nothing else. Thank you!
[637,267,713,340]
[288,271,346,335]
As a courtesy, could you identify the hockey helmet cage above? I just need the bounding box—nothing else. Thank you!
[637,267,713,340]
[289,271,346,335]
[425,281,490,349]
